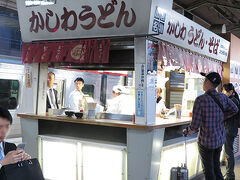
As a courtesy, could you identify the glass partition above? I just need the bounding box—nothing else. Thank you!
[0,79,19,109]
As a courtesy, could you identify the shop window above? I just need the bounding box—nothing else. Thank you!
[82,84,95,98]
[53,79,65,109]
[100,75,107,106]
[0,79,19,110]
[10,29,21,50]
[165,71,185,108]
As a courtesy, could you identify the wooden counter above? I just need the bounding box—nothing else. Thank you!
[17,113,191,130]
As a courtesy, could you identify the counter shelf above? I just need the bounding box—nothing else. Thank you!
[18,113,198,180]
[18,113,191,130]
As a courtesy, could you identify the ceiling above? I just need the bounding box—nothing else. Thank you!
[1,0,240,38]
[0,0,18,28]
[0,0,16,10]
[173,0,240,38]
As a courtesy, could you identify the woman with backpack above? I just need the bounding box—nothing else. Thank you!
[222,83,240,180]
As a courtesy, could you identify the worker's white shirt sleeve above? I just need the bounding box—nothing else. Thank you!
[47,88,57,109]
[118,94,134,115]
[106,98,120,114]
[69,90,84,111]
[156,99,166,114]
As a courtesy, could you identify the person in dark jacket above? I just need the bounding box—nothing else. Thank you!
[46,72,59,112]
[0,107,31,179]
[222,83,240,180]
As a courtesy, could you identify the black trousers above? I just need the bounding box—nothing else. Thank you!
[224,134,235,179]
[198,143,224,180]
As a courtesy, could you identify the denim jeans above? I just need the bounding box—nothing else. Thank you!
[224,134,235,179]
[198,143,224,180]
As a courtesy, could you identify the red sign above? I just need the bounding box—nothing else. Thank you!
[21,38,110,64]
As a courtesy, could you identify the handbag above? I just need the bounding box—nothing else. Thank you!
[3,158,44,180]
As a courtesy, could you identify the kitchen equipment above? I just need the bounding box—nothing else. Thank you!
[99,113,132,121]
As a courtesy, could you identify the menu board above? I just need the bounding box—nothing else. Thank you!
[170,73,185,89]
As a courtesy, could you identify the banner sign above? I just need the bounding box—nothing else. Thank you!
[16,0,154,42]
[17,0,229,62]
[136,89,144,117]
[158,42,223,76]
[21,39,110,64]
[149,8,230,62]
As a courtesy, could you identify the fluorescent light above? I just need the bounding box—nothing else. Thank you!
[157,7,167,14]
[82,145,124,180]
[40,137,126,180]
[42,140,77,180]
[77,143,82,180]
[25,0,55,6]
[159,141,198,179]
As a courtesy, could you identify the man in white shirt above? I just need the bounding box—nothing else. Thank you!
[106,86,121,114]
[46,72,59,112]
[117,86,135,115]
[0,107,30,178]
[107,85,135,115]
[69,77,85,111]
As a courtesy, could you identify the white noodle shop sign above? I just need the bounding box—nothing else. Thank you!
[149,8,230,62]
[16,0,160,42]
[17,0,230,62]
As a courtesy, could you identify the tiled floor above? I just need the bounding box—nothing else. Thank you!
[193,158,240,180]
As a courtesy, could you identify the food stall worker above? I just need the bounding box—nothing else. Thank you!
[106,86,121,114]
[46,72,59,112]
[69,77,85,111]
[156,88,169,117]
[117,86,135,115]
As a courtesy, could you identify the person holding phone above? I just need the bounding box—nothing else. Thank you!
[0,107,31,178]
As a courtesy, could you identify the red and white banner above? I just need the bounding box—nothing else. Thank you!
[158,42,223,76]
[50,41,67,63]
[21,38,110,64]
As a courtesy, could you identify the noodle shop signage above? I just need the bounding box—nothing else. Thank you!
[16,0,160,42]
[17,0,229,62]
[150,8,230,62]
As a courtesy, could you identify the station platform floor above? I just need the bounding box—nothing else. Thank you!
[194,158,240,180]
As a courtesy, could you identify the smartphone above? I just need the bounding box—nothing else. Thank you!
[17,143,26,150]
